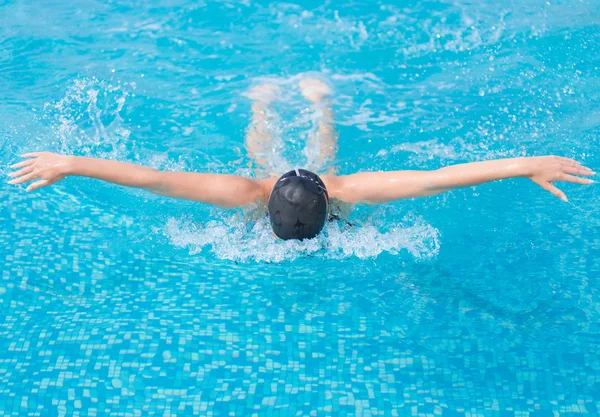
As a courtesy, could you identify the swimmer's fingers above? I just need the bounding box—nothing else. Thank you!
[9,166,34,178]
[26,180,49,192]
[563,166,595,176]
[539,181,568,202]
[557,157,579,166]
[559,174,595,185]
[557,156,589,168]
[7,172,38,185]
[22,152,43,158]
[10,158,36,169]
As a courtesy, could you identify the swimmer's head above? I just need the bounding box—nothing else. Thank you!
[268,169,329,241]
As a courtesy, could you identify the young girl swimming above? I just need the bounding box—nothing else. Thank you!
[8,79,595,240]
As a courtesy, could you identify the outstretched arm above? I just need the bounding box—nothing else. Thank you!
[8,152,272,208]
[324,156,594,204]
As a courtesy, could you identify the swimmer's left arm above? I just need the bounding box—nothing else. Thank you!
[8,152,273,208]
[324,156,595,203]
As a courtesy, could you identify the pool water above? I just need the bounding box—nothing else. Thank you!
[2,0,600,415]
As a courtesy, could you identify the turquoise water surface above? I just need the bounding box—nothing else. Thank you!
[2,0,600,415]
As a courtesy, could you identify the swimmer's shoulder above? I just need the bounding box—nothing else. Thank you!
[255,177,278,199]
[321,175,346,200]
[242,176,275,220]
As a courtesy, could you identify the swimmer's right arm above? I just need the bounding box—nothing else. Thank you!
[8,152,275,208]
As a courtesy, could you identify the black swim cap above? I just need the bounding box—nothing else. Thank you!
[268,169,329,240]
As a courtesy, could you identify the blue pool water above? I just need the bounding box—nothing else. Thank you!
[2,0,600,415]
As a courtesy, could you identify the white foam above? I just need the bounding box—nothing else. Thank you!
[42,77,134,159]
[164,213,440,263]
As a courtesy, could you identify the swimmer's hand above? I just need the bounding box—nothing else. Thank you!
[8,152,72,191]
[525,156,594,202]
[9,152,275,208]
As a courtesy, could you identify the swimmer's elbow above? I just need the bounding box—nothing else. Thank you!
[146,170,174,196]
[422,169,460,195]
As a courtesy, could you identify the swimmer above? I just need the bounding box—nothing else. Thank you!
[8,78,595,240]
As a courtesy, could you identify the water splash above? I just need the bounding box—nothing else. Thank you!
[271,6,369,50]
[42,77,135,159]
[164,213,440,263]
[377,137,526,165]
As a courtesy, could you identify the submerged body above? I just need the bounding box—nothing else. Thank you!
[8,78,595,240]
